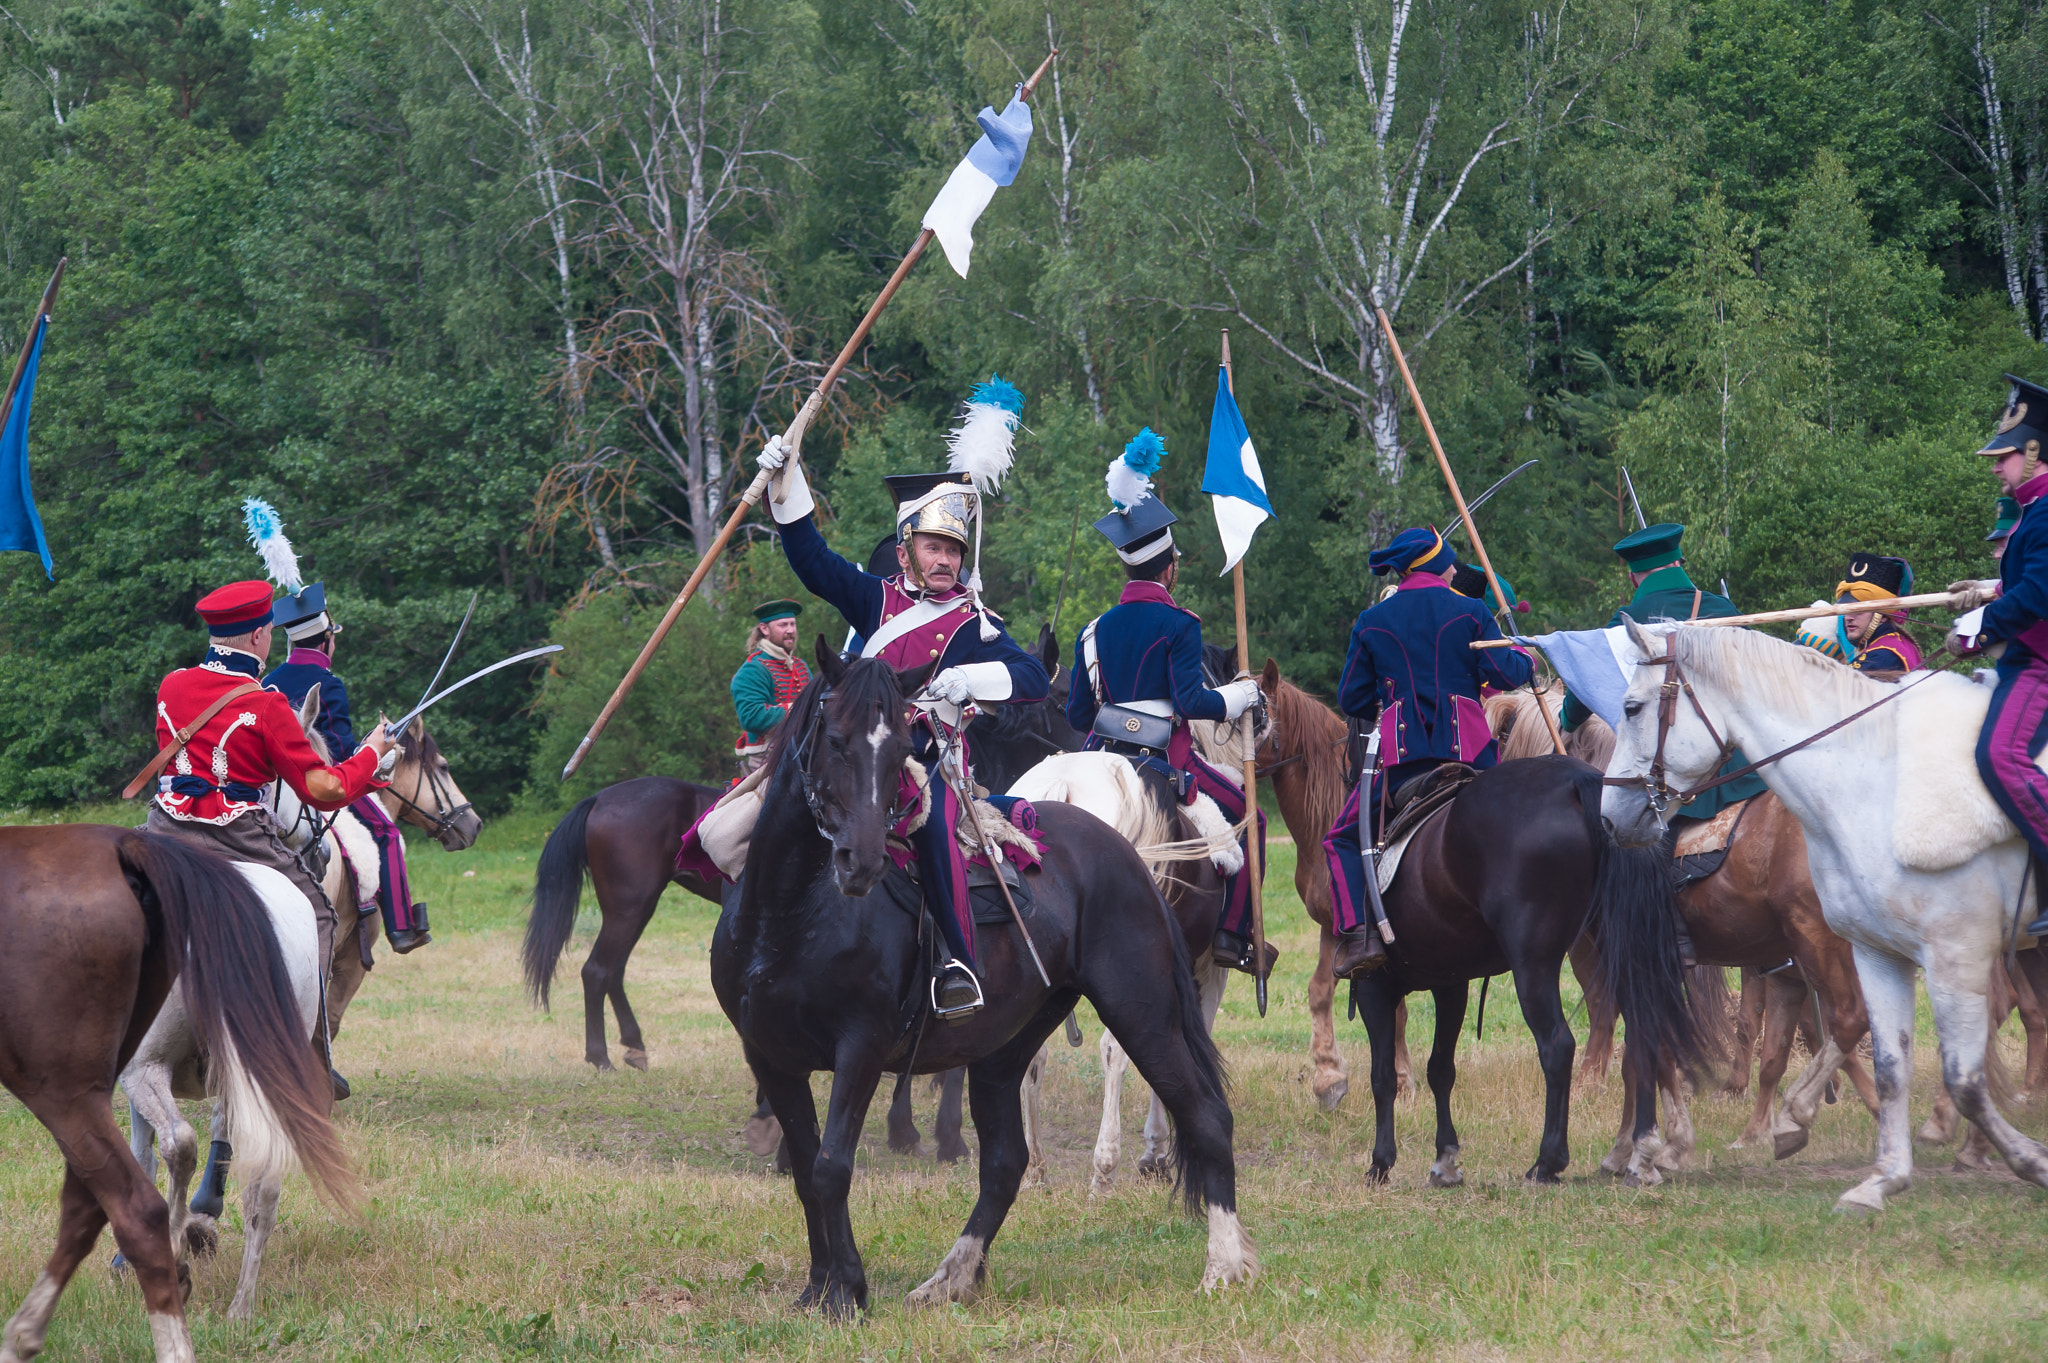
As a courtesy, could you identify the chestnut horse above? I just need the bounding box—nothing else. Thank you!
[0,826,352,1363]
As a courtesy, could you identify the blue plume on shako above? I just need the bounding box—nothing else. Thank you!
[945,374,1026,494]
[242,497,303,594]
[1106,427,1167,510]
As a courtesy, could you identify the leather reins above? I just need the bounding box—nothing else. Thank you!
[1604,646,1935,818]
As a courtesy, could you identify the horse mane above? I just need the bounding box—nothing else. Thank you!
[762,656,905,772]
[1265,677,1349,848]
[1671,625,1898,752]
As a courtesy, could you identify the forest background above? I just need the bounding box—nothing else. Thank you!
[0,0,2042,813]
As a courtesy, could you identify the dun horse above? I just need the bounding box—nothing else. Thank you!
[0,826,353,1363]
[712,642,1251,1311]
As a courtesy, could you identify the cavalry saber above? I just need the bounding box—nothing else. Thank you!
[1375,306,1567,757]
[930,708,1052,988]
[1469,590,1967,647]
[1356,729,1397,946]
[560,47,1062,780]
[1048,504,1082,638]
[1620,466,1648,531]
[1451,460,1539,528]
[387,644,563,736]
[413,590,480,716]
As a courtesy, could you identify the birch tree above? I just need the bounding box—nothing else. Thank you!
[1138,0,1649,481]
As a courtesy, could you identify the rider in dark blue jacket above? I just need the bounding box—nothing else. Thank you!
[1324,527,1533,976]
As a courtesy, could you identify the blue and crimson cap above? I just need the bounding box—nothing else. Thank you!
[1369,526,1456,578]
[1978,375,2048,458]
[1613,522,1685,569]
[196,580,278,636]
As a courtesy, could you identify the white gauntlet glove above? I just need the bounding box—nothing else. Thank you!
[927,667,975,706]
[374,743,400,782]
[757,434,814,524]
[1217,678,1262,721]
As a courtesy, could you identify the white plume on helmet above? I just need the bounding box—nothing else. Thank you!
[242,498,302,594]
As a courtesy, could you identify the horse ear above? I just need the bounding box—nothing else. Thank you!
[815,634,847,684]
[1037,623,1058,669]
[297,686,320,730]
[1621,613,1658,658]
[895,658,940,695]
[1262,657,1281,691]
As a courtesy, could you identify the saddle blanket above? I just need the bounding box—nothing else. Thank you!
[1375,804,1447,896]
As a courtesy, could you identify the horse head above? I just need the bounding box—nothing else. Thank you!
[1601,616,1720,845]
[381,719,483,850]
[788,635,935,897]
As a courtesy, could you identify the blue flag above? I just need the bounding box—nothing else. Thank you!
[1203,366,1274,573]
[0,315,51,579]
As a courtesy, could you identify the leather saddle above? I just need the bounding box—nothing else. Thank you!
[1381,762,1476,848]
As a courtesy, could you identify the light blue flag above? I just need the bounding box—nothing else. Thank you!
[1517,627,1641,728]
[1203,366,1274,573]
[921,93,1035,278]
[0,314,52,579]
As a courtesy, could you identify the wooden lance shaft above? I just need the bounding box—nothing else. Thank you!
[1469,590,1968,646]
[0,257,66,437]
[1374,306,1566,755]
[562,51,1059,780]
[1221,330,1268,1016]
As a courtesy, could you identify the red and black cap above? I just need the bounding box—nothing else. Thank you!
[195,579,276,636]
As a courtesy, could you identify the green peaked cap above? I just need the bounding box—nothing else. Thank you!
[1613,522,1685,569]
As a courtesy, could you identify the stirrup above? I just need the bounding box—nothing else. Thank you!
[931,962,985,1020]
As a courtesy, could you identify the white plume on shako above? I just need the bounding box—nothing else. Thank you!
[242,497,302,594]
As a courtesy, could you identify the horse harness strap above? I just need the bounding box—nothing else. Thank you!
[121,682,263,800]
[1605,650,1936,813]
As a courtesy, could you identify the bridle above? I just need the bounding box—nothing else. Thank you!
[383,745,475,843]
[789,683,923,843]
[1604,641,1934,819]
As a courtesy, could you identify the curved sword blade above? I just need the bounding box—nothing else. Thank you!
[1451,460,1539,532]
[391,644,562,736]
[413,590,480,715]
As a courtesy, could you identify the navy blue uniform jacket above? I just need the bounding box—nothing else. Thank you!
[1984,471,2048,668]
[264,654,356,758]
[779,514,1048,703]
[1067,582,1229,733]
[1336,576,1532,767]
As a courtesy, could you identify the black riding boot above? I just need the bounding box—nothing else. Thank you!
[189,1141,231,1219]
[1212,929,1281,976]
[932,952,984,1019]
[387,900,432,954]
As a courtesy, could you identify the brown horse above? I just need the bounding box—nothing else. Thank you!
[0,826,352,1363]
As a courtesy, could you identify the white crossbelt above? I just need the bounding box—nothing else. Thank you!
[860,595,967,660]
[1078,619,1176,719]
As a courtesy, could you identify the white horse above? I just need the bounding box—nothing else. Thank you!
[117,862,322,1319]
[1600,619,2048,1212]
[1009,714,1257,1192]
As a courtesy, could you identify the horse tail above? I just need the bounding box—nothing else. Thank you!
[1167,940,1229,1216]
[120,831,356,1209]
[1571,765,1718,1086]
[526,795,596,1008]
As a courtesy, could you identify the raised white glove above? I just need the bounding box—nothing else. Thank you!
[1948,579,2000,611]
[757,434,814,524]
[928,667,974,706]
[1218,677,1262,720]
[374,744,400,781]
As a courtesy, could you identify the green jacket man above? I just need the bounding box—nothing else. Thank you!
[1561,522,1767,822]
[731,599,810,772]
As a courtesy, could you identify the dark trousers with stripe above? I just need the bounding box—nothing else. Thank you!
[911,778,977,971]
[1323,759,1443,935]
[1187,751,1266,939]
[1978,656,2048,871]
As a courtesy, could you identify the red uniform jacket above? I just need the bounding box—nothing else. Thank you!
[152,647,384,825]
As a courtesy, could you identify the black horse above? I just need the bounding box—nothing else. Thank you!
[524,625,1083,1151]
[712,641,1251,1313]
[1347,755,1717,1186]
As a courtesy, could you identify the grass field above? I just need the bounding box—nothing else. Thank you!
[2,809,2047,1360]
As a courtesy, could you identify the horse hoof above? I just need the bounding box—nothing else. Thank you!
[177,1261,193,1305]
[623,1048,649,1071]
[907,1236,985,1308]
[1314,1077,1349,1112]
[589,1056,616,1074]
[1364,1164,1392,1187]
[936,1138,970,1165]
[887,1132,923,1156]
[1137,1155,1170,1182]
[1427,1167,1463,1188]
[1523,1165,1562,1185]
[1914,1117,1952,1145]
[1835,1184,1886,1216]
[1771,1126,1811,1161]
[184,1217,220,1260]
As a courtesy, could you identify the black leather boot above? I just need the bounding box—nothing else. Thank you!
[932,959,984,1019]
[387,926,432,954]
[1212,929,1280,976]
[189,1141,231,1219]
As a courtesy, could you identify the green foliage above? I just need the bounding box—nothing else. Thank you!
[0,0,2040,812]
